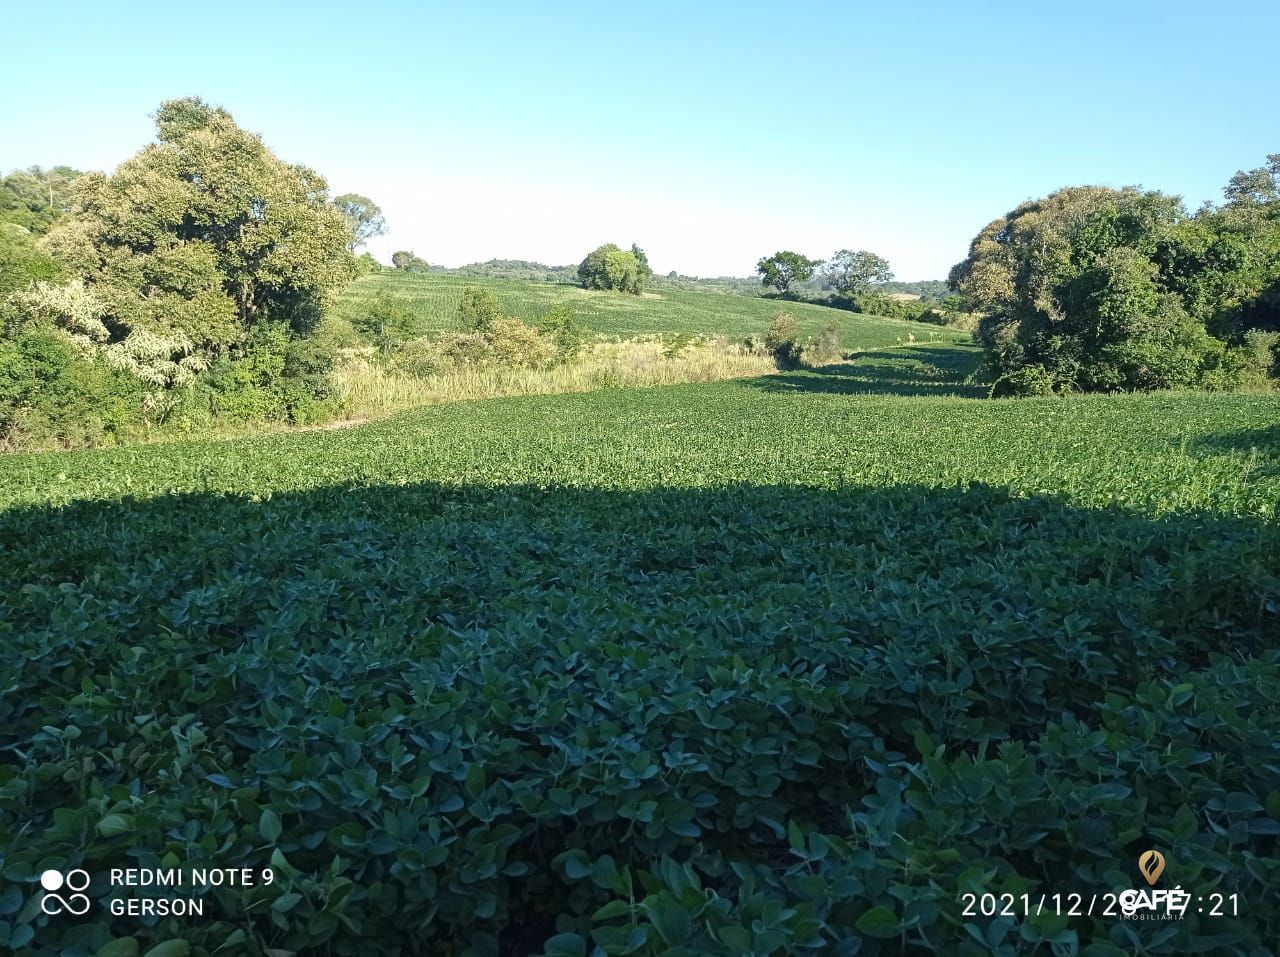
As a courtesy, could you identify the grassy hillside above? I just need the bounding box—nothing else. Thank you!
[2,371,1277,954]
[331,270,964,347]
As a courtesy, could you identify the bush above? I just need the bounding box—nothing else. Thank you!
[354,252,383,276]
[538,303,584,363]
[662,332,695,359]
[802,324,841,365]
[763,312,801,368]
[352,294,417,353]
[854,292,931,322]
[485,317,556,369]
[1241,329,1280,380]
[992,363,1061,397]
[393,336,449,378]
[0,323,145,447]
[201,323,336,425]
[458,287,503,332]
[0,224,61,302]
[436,330,493,366]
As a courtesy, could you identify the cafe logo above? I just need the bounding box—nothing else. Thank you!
[1138,850,1166,886]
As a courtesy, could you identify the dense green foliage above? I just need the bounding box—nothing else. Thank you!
[578,244,649,294]
[332,270,945,346]
[36,97,355,367]
[0,324,145,448]
[874,280,949,301]
[0,166,81,235]
[820,249,894,296]
[756,251,819,294]
[0,227,61,305]
[949,156,1280,395]
[1,374,1277,955]
[0,168,79,306]
[537,303,585,362]
[459,287,506,333]
[0,101,379,447]
[351,294,420,352]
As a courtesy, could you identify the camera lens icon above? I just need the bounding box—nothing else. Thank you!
[40,868,91,916]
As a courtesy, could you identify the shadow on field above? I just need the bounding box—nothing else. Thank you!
[2,479,1277,954]
[753,344,987,397]
[1191,423,1280,478]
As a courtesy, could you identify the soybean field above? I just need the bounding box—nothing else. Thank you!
[2,366,1278,956]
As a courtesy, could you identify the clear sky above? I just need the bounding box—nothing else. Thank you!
[2,1,1276,280]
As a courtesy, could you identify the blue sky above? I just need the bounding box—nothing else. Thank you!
[2,1,1276,280]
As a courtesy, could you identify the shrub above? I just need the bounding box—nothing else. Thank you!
[763,312,801,368]
[662,332,695,359]
[485,317,556,369]
[854,292,931,322]
[802,324,841,365]
[0,323,145,447]
[354,251,383,276]
[436,330,492,366]
[458,287,504,332]
[352,294,417,353]
[538,303,584,363]
[0,223,61,302]
[393,336,449,378]
[993,363,1061,397]
[202,323,336,425]
[1241,329,1280,380]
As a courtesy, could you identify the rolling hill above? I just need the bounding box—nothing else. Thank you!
[331,270,965,349]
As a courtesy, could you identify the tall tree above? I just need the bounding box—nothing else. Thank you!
[333,194,387,251]
[821,249,893,296]
[33,97,354,385]
[578,243,646,294]
[756,251,818,294]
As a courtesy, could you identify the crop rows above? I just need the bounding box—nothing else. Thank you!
[330,272,960,346]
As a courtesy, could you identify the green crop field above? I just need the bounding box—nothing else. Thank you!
[2,349,1278,955]
[331,270,963,347]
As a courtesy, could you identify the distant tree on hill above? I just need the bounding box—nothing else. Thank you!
[392,250,430,273]
[578,243,646,294]
[821,249,894,296]
[333,193,387,251]
[756,251,818,294]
